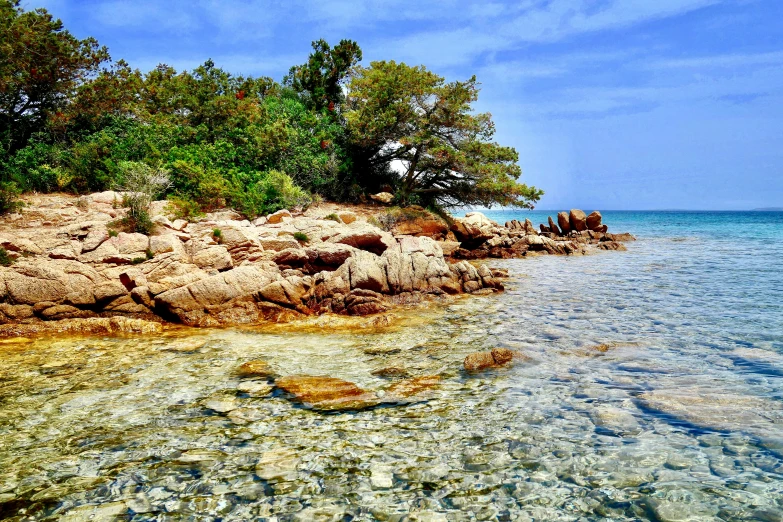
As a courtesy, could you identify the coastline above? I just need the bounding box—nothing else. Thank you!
[0,192,634,339]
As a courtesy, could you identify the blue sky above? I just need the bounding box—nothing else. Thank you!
[29,0,783,210]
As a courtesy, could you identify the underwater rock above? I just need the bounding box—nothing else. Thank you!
[275,375,381,411]
[238,360,276,379]
[463,348,525,372]
[384,375,441,403]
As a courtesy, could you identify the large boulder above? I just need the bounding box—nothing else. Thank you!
[548,216,561,236]
[450,212,499,246]
[392,213,449,240]
[155,265,279,325]
[328,224,395,255]
[266,209,292,224]
[586,211,603,231]
[557,212,571,234]
[569,209,588,232]
[370,192,394,204]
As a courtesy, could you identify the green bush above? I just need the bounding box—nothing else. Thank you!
[108,229,118,237]
[0,181,22,215]
[167,159,230,212]
[115,161,171,235]
[324,213,341,222]
[212,228,222,243]
[166,196,204,220]
[0,247,14,266]
[230,170,311,219]
[293,231,309,242]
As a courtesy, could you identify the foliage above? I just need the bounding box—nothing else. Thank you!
[0,180,22,214]
[0,246,13,266]
[231,170,311,219]
[212,228,222,242]
[323,213,341,222]
[0,2,540,215]
[167,196,204,220]
[293,231,309,242]
[285,39,362,112]
[0,0,109,155]
[345,61,542,209]
[115,161,171,234]
[108,229,118,237]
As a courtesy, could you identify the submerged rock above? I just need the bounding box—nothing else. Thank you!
[384,375,441,403]
[371,367,411,379]
[463,348,526,372]
[256,449,300,482]
[275,375,381,411]
[237,360,276,379]
[0,317,162,337]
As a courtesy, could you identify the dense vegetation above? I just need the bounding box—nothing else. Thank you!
[0,0,542,221]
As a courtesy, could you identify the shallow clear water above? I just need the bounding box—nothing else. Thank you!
[1,211,783,521]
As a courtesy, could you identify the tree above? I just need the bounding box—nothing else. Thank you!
[285,39,362,112]
[345,61,543,209]
[0,1,109,154]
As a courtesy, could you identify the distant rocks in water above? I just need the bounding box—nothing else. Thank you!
[586,211,602,231]
[557,212,571,234]
[569,209,588,232]
[449,208,634,260]
[464,348,527,372]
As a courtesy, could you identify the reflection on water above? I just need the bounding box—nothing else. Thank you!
[1,215,783,521]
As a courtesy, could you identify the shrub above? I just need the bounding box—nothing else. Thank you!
[166,196,204,220]
[131,257,146,265]
[293,231,309,242]
[167,159,230,212]
[0,181,22,215]
[0,247,14,266]
[115,161,171,235]
[212,228,222,243]
[324,213,341,222]
[231,170,311,219]
[108,229,118,237]
[145,248,154,260]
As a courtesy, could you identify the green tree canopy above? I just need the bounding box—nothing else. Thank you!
[285,39,362,112]
[345,61,542,209]
[0,0,109,154]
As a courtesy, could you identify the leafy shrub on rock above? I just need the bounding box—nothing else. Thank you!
[0,181,22,214]
[115,161,171,234]
[231,170,311,219]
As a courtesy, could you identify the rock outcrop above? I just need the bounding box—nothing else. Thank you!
[447,208,634,260]
[0,193,504,333]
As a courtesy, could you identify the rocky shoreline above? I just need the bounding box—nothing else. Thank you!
[0,193,634,337]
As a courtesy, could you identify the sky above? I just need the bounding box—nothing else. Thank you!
[27,0,783,210]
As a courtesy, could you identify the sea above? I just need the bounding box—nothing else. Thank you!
[1,210,782,520]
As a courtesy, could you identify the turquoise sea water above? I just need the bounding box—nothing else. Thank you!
[1,211,782,520]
